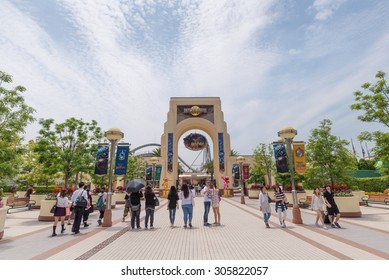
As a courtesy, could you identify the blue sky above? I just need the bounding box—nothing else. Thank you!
[1,0,388,167]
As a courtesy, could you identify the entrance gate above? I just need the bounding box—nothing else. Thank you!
[160,97,232,188]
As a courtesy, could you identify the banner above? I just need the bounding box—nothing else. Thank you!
[232,164,240,179]
[242,164,250,180]
[218,133,225,171]
[155,165,162,181]
[167,133,173,172]
[146,165,152,181]
[114,145,129,175]
[273,143,289,173]
[293,143,306,174]
[94,145,109,175]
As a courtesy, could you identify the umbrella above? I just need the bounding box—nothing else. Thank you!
[126,179,145,193]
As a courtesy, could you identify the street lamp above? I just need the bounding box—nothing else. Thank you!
[278,126,303,224]
[102,127,124,227]
[236,156,245,204]
[150,157,159,188]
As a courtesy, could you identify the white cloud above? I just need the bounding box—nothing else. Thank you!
[309,0,346,21]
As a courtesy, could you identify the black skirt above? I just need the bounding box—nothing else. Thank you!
[54,206,66,217]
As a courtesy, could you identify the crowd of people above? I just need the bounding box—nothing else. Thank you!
[38,180,343,236]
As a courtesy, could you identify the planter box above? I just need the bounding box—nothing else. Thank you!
[114,192,126,204]
[38,200,56,221]
[248,189,260,199]
[283,192,307,205]
[352,191,366,205]
[222,189,233,197]
[0,207,9,240]
[29,194,47,209]
[334,196,361,217]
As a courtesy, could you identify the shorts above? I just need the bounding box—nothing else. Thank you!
[327,204,339,215]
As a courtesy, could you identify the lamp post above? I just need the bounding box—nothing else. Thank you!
[150,157,159,188]
[102,128,124,227]
[278,126,303,224]
[236,156,246,204]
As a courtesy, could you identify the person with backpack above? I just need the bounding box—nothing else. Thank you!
[70,182,88,234]
[96,186,107,226]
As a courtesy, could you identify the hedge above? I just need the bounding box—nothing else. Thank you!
[350,176,389,193]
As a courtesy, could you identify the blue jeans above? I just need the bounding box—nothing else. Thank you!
[263,212,271,222]
[182,204,193,225]
[145,208,154,227]
[169,208,176,224]
[203,201,211,224]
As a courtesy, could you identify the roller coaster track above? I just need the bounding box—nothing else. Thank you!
[131,143,197,172]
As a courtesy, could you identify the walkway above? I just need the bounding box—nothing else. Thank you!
[1,196,388,260]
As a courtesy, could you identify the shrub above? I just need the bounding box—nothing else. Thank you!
[350,176,389,193]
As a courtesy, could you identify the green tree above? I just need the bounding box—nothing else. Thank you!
[0,71,35,178]
[357,158,376,170]
[250,143,274,185]
[202,160,214,181]
[230,149,239,156]
[351,71,389,174]
[34,118,103,187]
[306,119,357,186]
[152,147,161,157]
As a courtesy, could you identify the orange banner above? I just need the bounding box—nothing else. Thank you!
[293,143,306,174]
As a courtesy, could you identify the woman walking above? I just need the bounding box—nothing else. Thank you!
[312,188,327,229]
[52,189,70,236]
[211,184,221,225]
[82,185,93,227]
[144,186,157,229]
[258,186,272,228]
[179,184,194,228]
[274,185,287,228]
[167,186,179,228]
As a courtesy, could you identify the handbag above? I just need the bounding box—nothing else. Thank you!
[50,198,58,214]
[154,196,159,207]
[75,190,88,207]
[50,204,57,214]
[88,204,94,214]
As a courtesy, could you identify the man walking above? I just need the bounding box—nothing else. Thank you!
[201,180,212,226]
[323,185,341,228]
[71,182,88,234]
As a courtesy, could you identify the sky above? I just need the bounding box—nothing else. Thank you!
[1,0,388,169]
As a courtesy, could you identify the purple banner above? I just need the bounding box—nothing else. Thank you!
[273,143,289,173]
[94,145,109,175]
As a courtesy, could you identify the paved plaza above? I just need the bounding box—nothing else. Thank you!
[0,195,388,260]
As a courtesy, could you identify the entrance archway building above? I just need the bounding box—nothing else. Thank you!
[161,97,236,189]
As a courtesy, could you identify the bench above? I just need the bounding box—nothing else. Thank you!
[362,195,389,207]
[6,196,36,213]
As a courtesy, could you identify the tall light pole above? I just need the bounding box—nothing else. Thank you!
[102,128,123,227]
[278,126,303,224]
[236,156,246,204]
[150,157,159,188]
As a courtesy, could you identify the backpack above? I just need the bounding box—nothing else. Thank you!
[96,195,104,209]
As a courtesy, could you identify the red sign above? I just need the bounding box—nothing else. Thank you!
[242,164,250,180]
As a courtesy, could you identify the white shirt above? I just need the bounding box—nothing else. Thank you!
[179,191,193,205]
[71,188,88,202]
[312,194,324,211]
[202,186,212,202]
[56,194,69,208]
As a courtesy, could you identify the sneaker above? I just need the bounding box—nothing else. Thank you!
[334,222,341,228]
[84,223,89,228]
[282,221,286,228]
[61,228,65,234]
[265,222,270,228]
[184,225,187,228]
[150,226,154,229]
[145,226,148,230]
[137,227,142,230]
[322,226,328,230]
[315,223,320,228]
[97,220,102,226]
[52,233,57,237]
[189,223,192,228]
[331,224,336,228]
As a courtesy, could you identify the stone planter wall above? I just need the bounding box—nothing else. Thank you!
[38,200,56,221]
[114,192,126,204]
[248,189,261,199]
[16,191,25,197]
[334,196,361,217]
[29,194,47,209]
[283,192,308,205]
[352,191,366,205]
[0,207,9,240]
